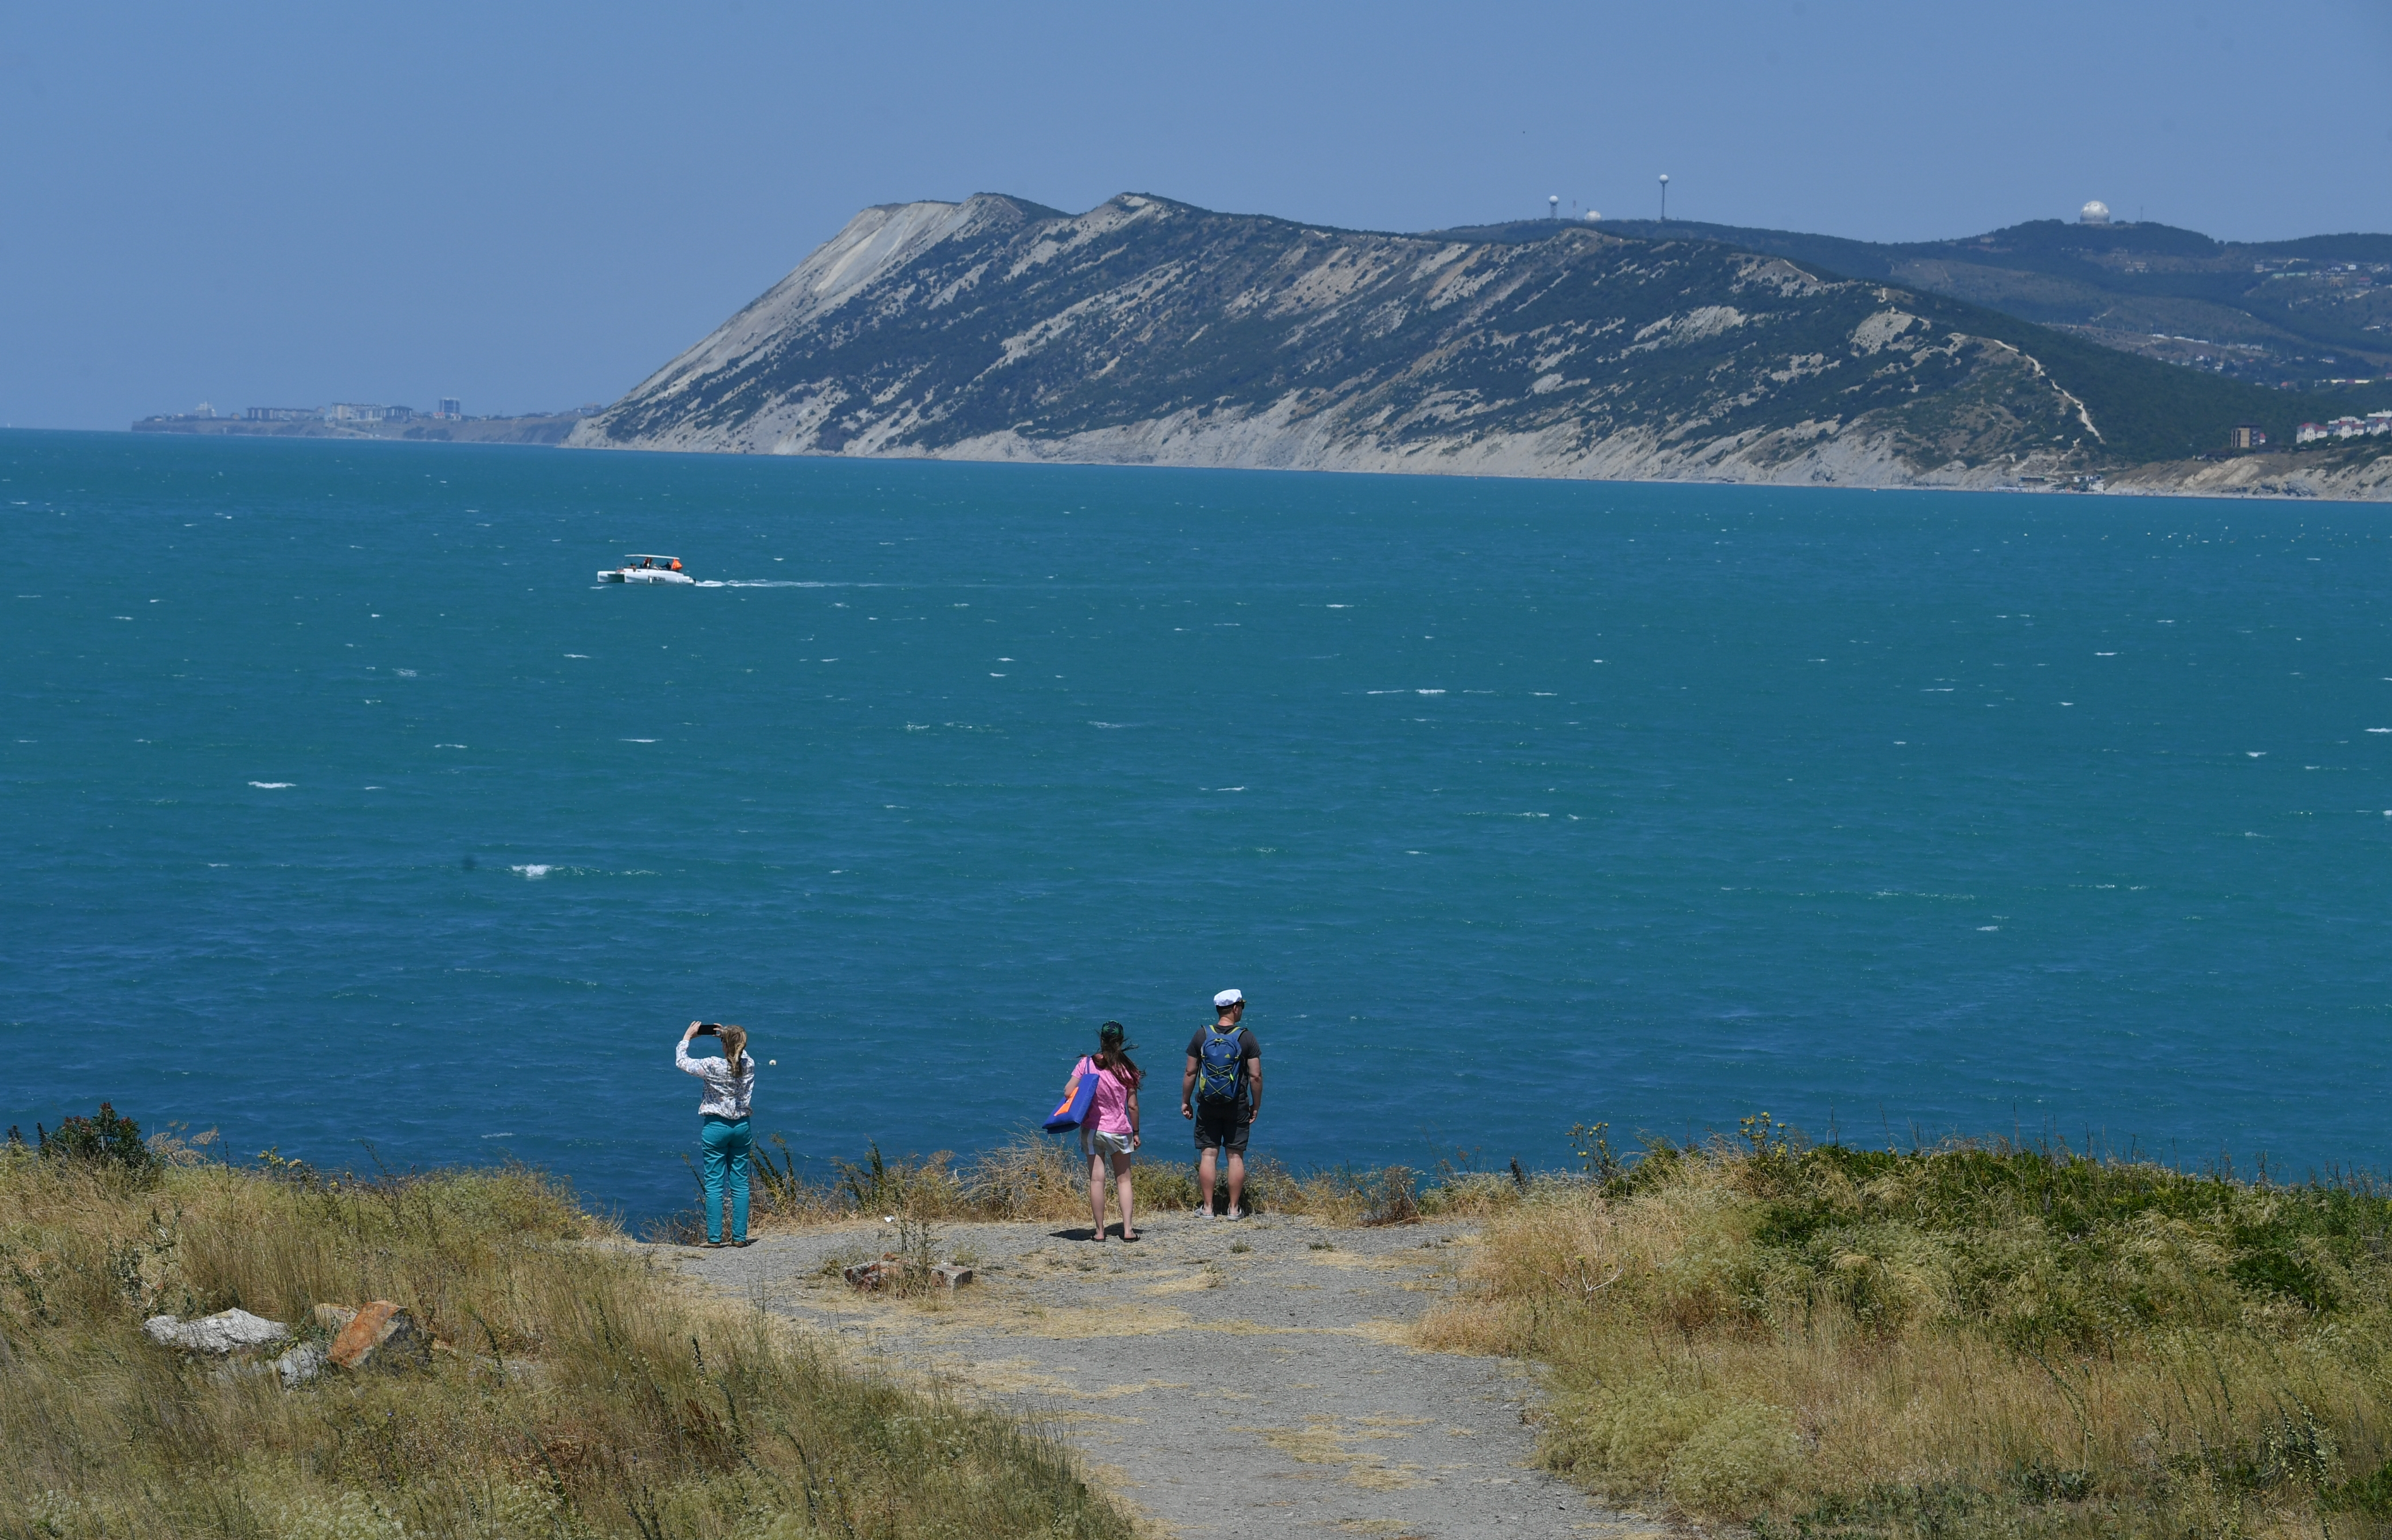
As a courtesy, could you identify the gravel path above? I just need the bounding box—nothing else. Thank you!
[664,1212,1671,1540]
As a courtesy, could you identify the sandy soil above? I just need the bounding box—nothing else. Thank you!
[662,1211,1671,1540]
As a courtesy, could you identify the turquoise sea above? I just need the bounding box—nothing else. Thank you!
[6,430,2391,1216]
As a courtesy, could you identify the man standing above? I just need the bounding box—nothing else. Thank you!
[1183,987,1262,1218]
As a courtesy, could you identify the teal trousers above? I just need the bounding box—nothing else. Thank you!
[700,1114,752,1243]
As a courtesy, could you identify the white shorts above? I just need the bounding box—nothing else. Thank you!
[1089,1131,1138,1159]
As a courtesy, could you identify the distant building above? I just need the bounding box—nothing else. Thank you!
[2229,423,2267,449]
[436,397,462,419]
[328,403,416,423]
[2079,200,2111,226]
[244,406,318,422]
[2297,422,2328,444]
[2367,411,2392,436]
[2330,416,2368,439]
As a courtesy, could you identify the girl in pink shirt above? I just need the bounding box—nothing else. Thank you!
[1081,1021,1143,1242]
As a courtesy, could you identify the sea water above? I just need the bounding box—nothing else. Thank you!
[6,429,2391,1217]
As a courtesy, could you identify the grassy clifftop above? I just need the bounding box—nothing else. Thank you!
[0,1125,1126,1540]
[1426,1120,2392,1538]
[20,1109,2391,1538]
[743,1124,2392,1534]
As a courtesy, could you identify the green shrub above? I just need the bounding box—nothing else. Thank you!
[37,1102,155,1175]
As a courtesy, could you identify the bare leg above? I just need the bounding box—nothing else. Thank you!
[1197,1147,1219,1215]
[1087,1145,1110,1239]
[1226,1152,1248,1218]
[1113,1153,1136,1239]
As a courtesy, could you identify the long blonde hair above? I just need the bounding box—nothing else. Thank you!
[721,1026,749,1081]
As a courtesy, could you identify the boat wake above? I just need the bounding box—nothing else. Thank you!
[695,579,877,589]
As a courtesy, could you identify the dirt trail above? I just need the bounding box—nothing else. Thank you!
[667,1212,1670,1540]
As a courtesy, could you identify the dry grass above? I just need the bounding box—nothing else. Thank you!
[729,1132,1496,1234]
[0,1133,1129,1540]
[1419,1120,2392,1538]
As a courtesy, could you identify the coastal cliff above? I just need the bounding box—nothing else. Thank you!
[571,193,2390,498]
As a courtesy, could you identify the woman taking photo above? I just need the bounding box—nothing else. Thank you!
[676,1021,756,1247]
[1081,1021,1142,1243]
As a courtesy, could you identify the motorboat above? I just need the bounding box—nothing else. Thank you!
[599,554,695,585]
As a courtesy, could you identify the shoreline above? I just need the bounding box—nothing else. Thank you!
[98,419,2392,503]
[125,412,585,446]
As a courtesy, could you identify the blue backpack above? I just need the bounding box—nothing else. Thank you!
[1195,1025,1244,1108]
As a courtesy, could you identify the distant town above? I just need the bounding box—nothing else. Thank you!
[139,399,600,426]
[132,399,603,446]
[2296,411,2392,443]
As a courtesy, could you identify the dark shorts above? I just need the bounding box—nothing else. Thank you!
[1193,1104,1250,1155]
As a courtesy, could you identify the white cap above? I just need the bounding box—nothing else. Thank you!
[1213,988,1244,1009]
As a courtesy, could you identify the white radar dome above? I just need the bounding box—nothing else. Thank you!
[2079,200,2111,225]
[1585,209,1602,221]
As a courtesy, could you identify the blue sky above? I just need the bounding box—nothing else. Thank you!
[3,0,2387,430]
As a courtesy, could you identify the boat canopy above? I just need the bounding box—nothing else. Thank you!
[624,555,681,563]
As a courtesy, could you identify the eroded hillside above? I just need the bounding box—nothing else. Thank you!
[573,194,2379,494]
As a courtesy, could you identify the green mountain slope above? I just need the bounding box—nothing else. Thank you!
[1569,216,2392,383]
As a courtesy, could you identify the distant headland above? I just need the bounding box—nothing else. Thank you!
[562,194,2391,500]
[136,196,2392,498]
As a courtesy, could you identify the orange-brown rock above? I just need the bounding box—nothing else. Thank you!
[326,1300,429,1370]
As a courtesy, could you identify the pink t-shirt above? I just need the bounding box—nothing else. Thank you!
[1083,1057,1138,1137]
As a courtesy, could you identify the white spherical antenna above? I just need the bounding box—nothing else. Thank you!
[1549,194,1560,218]
[1586,208,1602,222]
[2079,199,2111,225]
[1658,173,1670,222]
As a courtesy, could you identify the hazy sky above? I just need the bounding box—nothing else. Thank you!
[5,1,2388,430]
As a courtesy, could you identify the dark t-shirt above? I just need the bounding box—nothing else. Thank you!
[1186,1025,1261,1112]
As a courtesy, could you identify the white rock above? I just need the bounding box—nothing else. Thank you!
[142,1307,289,1354]
[276,1342,327,1388]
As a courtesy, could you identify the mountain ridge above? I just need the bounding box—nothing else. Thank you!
[1540,214,2392,383]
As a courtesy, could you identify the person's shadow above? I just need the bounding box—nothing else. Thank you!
[1051,1224,1138,1243]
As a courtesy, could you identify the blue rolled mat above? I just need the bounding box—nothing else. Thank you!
[1044,1056,1097,1131]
